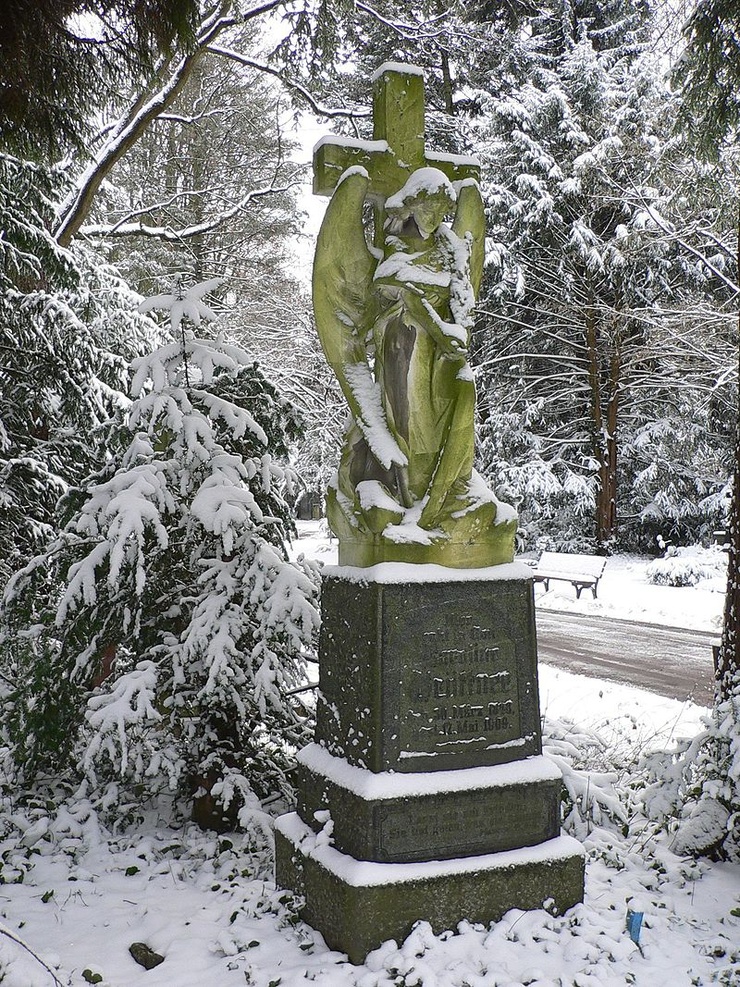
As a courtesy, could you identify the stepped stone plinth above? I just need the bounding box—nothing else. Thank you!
[275,565,585,963]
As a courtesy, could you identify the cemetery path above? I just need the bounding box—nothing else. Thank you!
[535,610,716,706]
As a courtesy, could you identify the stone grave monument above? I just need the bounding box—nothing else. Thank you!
[275,62,584,964]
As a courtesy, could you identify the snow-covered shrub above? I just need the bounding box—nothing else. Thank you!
[645,547,724,587]
[543,716,629,838]
[0,335,320,831]
[646,558,713,587]
[639,681,740,860]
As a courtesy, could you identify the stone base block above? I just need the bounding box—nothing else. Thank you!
[318,567,542,773]
[275,812,585,965]
[296,743,562,863]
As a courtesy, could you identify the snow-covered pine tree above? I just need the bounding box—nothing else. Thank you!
[620,398,732,549]
[0,153,156,593]
[0,0,199,159]
[474,9,733,551]
[1,295,320,831]
[672,0,740,159]
[642,0,740,859]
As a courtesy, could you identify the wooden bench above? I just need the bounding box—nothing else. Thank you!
[533,551,607,599]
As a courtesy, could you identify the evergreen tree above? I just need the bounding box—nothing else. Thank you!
[474,24,733,550]
[0,154,155,591]
[674,0,740,700]
[533,0,652,61]
[654,0,740,859]
[672,0,740,158]
[0,0,347,831]
[0,0,199,158]
[1,320,319,831]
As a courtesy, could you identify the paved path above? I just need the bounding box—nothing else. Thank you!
[535,610,717,706]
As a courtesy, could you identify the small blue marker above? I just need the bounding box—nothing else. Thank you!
[626,909,644,944]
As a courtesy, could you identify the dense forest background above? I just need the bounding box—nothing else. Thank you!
[3,0,737,562]
[1,0,738,850]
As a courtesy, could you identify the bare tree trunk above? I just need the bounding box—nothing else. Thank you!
[601,340,621,547]
[715,203,740,701]
[717,426,740,698]
[586,302,616,549]
[586,296,622,550]
[440,50,454,116]
[596,418,618,548]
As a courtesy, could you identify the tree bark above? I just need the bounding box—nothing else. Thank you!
[586,302,619,549]
[596,410,618,548]
[601,337,621,548]
[715,202,740,701]
[440,50,454,116]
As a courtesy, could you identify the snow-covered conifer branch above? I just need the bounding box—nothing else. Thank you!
[83,661,163,778]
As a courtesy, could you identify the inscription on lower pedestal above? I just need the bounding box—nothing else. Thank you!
[398,612,521,760]
[375,783,557,861]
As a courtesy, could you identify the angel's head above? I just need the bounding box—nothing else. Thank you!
[385,167,456,239]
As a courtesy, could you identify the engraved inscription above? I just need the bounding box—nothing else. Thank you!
[376,786,553,860]
[399,616,522,757]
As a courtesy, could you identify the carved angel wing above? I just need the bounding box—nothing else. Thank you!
[313,168,407,472]
[451,179,486,297]
[313,168,375,383]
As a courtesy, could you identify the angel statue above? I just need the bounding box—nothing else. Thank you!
[313,164,516,568]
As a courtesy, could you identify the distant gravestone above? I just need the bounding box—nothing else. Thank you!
[275,63,584,964]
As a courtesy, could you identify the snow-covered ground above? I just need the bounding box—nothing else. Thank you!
[1,525,737,986]
[292,522,726,630]
[535,550,725,636]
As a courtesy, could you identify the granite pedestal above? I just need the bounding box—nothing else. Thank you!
[275,563,584,963]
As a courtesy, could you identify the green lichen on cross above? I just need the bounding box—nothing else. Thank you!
[312,63,517,568]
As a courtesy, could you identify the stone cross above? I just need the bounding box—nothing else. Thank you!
[313,62,479,227]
